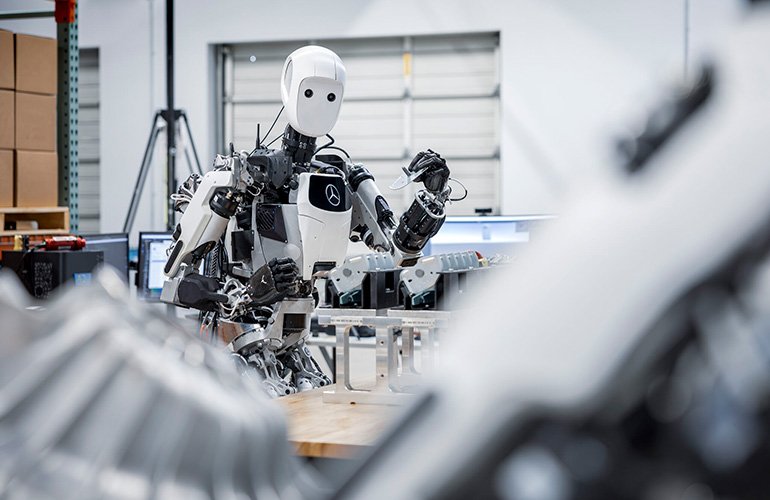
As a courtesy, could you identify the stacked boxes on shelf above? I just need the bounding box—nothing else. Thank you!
[0,28,59,209]
[11,31,58,208]
[0,28,65,237]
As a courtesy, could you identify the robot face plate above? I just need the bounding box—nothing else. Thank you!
[281,46,346,138]
[296,77,344,138]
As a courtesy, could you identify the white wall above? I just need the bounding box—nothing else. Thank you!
[1,0,746,237]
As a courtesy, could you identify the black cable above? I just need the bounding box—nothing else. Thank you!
[256,106,285,151]
[448,177,468,202]
[315,145,351,160]
[264,133,283,148]
[314,134,335,153]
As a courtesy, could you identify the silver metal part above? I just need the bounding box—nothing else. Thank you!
[400,251,481,295]
[265,297,316,353]
[328,252,396,294]
[317,308,450,405]
[247,347,297,398]
[159,275,182,304]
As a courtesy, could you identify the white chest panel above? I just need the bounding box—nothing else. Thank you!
[296,172,352,279]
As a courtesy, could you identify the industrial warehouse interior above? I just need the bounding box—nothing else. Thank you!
[0,0,769,498]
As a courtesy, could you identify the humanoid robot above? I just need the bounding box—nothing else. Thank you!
[160,46,454,396]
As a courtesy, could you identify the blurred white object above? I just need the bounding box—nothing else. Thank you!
[0,269,326,500]
[334,5,770,499]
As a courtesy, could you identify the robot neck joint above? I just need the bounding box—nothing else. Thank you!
[281,125,317,165]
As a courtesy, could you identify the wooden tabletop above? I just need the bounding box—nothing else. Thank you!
[276,386,399,459]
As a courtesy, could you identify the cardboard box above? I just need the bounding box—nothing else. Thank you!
[0,90,13,149]
[0,150,12,207]
[0,30,13,90]
[15,34,56,95]
[15,92,56,151]
[15,150,58,207]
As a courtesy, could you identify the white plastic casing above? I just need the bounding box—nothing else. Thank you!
[164,170,235,277]
[281,46,346,138]
[296,172,352,280]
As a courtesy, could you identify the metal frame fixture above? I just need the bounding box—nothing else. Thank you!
[57,0,79,231]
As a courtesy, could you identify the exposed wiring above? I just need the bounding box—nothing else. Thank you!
[256,106,285,151]
[314,134,352,161]
[169,181,196,206]
[264,134,283,148]
[314,134,335,153]
[448,177,468,202]
[316,145,351,160]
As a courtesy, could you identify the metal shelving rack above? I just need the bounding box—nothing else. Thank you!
[0,0,79,232]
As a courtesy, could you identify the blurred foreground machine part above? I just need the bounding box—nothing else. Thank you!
[333,6,770,500]
[0,270,327,500]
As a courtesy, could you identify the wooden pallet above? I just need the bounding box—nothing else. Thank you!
[0,207,70,236]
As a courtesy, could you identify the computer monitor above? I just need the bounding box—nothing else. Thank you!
[137,232,174,301]
[426,215,554,258]
[80,233,129,282]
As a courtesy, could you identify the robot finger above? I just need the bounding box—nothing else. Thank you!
[273,262,299,277]
[269,257,296,267]
[407,150,429,172]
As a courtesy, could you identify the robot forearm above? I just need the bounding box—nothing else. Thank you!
[392,190,446,256]
[164,170,240,278]
[348,164,396,252]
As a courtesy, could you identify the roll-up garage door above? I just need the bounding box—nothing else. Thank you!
[79,48,100,232]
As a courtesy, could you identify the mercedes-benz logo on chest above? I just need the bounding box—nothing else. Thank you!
[325,184,341,207]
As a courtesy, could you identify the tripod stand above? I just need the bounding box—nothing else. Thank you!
[122,109,203,233]
[123,0,203,234]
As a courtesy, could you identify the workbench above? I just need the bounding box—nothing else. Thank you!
[276,386,399,459]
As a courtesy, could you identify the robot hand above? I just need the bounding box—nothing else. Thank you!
[176,274,230,312]
[246,258,300,307]
[405,149,450,196]
[390,150,452,262]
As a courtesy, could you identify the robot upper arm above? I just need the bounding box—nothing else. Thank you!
[164,169,239,278]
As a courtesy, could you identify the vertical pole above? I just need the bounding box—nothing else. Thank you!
[56,0,79,231]
[165,0,176,231]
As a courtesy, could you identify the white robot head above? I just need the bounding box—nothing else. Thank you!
[280,45,346,138]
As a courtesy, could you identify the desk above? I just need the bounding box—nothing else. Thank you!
[276,386,397,459]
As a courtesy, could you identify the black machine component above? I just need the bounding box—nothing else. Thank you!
[176,273,229,311]
[394,191,447,254]
[80,233,130,282]
[618,66,713,174]
[281,125,317,165]
[230,230,254,262]
[3,249,104,299]
[314,154,346,172]
[235,208,252,230]
[255,205,288,243]
[326,269,403,310]
[246,149,293,190]
[347,163,375,191]
[402,267,493,311]
[209,189,239,219]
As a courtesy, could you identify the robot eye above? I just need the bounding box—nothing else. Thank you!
[327,93,336,102]
[304,89,313,98]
